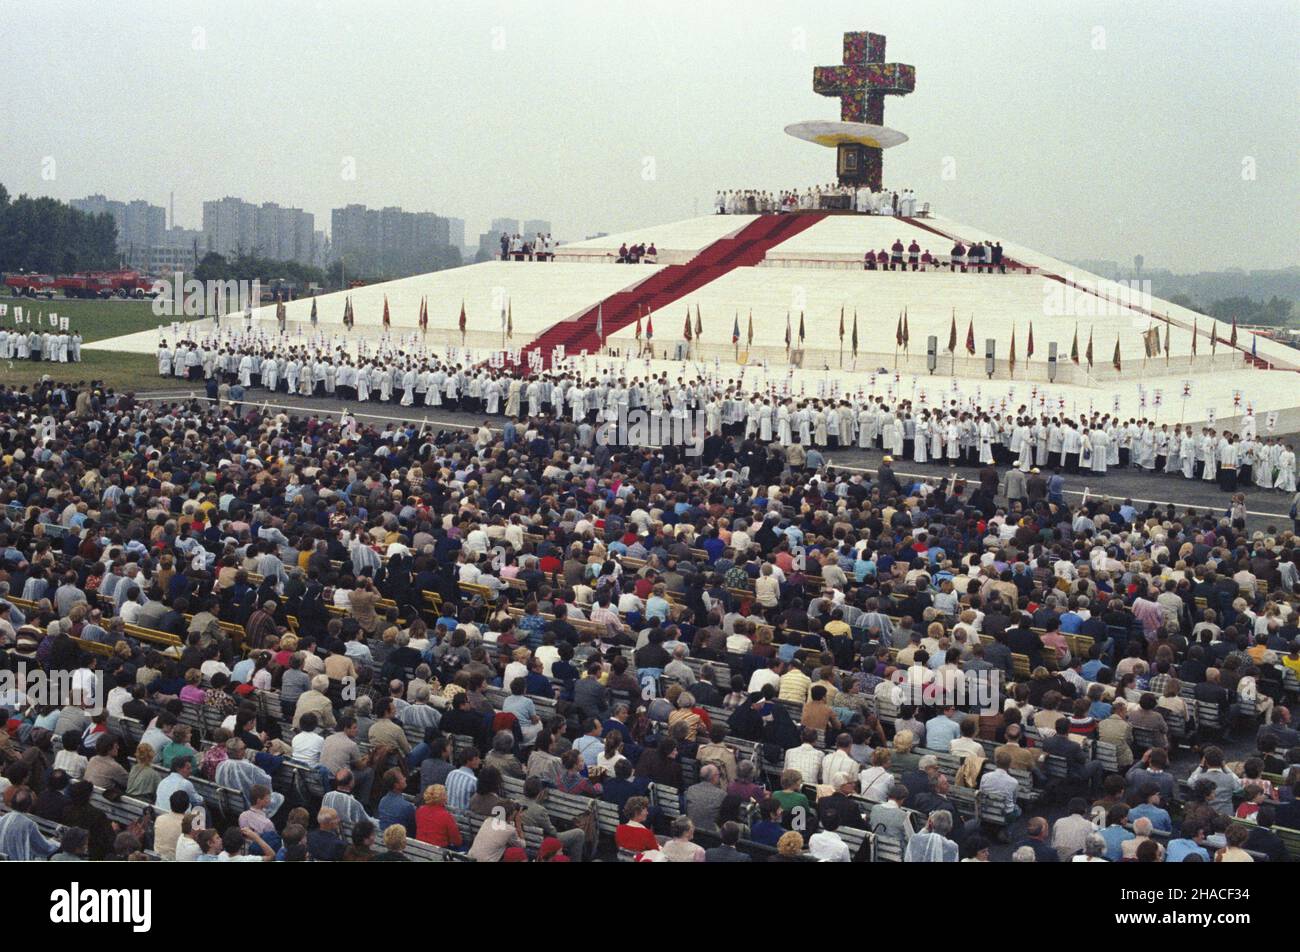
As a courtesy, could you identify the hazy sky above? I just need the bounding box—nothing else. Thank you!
[4,0,1297,270]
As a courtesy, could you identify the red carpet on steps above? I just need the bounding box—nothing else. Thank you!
[517,213,828,368]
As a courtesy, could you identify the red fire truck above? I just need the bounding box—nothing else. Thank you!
[3,272,58,299]
[56,269,159,299]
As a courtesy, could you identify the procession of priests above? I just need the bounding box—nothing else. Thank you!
[156,326,1297,496]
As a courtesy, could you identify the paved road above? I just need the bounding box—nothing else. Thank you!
[140,384,1299,532]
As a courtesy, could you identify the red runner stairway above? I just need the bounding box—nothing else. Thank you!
[516,212,828,368]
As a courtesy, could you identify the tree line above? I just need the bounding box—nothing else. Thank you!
[1166,293,1295,327]
[0,183,119,274]
[193,251,326,291]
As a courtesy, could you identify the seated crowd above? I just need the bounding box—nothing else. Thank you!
[0,375,1299,863]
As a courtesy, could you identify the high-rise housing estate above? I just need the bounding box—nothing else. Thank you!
[70,194,166,253]
[444,217,466,252]
[330,203,454,277]
[200,196,316,265]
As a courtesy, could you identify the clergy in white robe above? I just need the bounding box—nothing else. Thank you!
[1090,429,1109,474]
[1275,447,1296,492]
[978,420,996,465]
[857,408,873,449]
[838,405,855,446]
[1179,431,1197,479]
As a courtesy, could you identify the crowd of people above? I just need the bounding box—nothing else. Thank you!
[865,239,1008,274]
[0,327,84,363]
[1,365,1299,865]
[499,233,556,262]
[716,186,922,216]
[615,242,658,264]
[151,332,1299,498]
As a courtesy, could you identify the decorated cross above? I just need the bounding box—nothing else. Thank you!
[813,32,915,190]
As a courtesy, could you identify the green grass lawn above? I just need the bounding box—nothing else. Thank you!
[4,296,161,342]
[3,297,170,391]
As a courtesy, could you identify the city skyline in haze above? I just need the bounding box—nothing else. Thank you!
[3,0,1297,271]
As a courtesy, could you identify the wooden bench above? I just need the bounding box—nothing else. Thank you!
[123,623,183,650]
[403,837,474,862]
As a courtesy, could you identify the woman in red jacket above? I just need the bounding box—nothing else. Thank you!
[415,784,463,849]
[614,796,659,854]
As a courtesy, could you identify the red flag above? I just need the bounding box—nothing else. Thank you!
[896,313,904,347]
[419,296,428,332]
[1026,322,1035,360]
[635,307,642,340]
[382,295,391,329]
[747,310,753,346]
[458,300,466,334]
[1009,326,1017,370]
[947,310,957,353]
[964,318,975,355]
[683,306,693,342]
